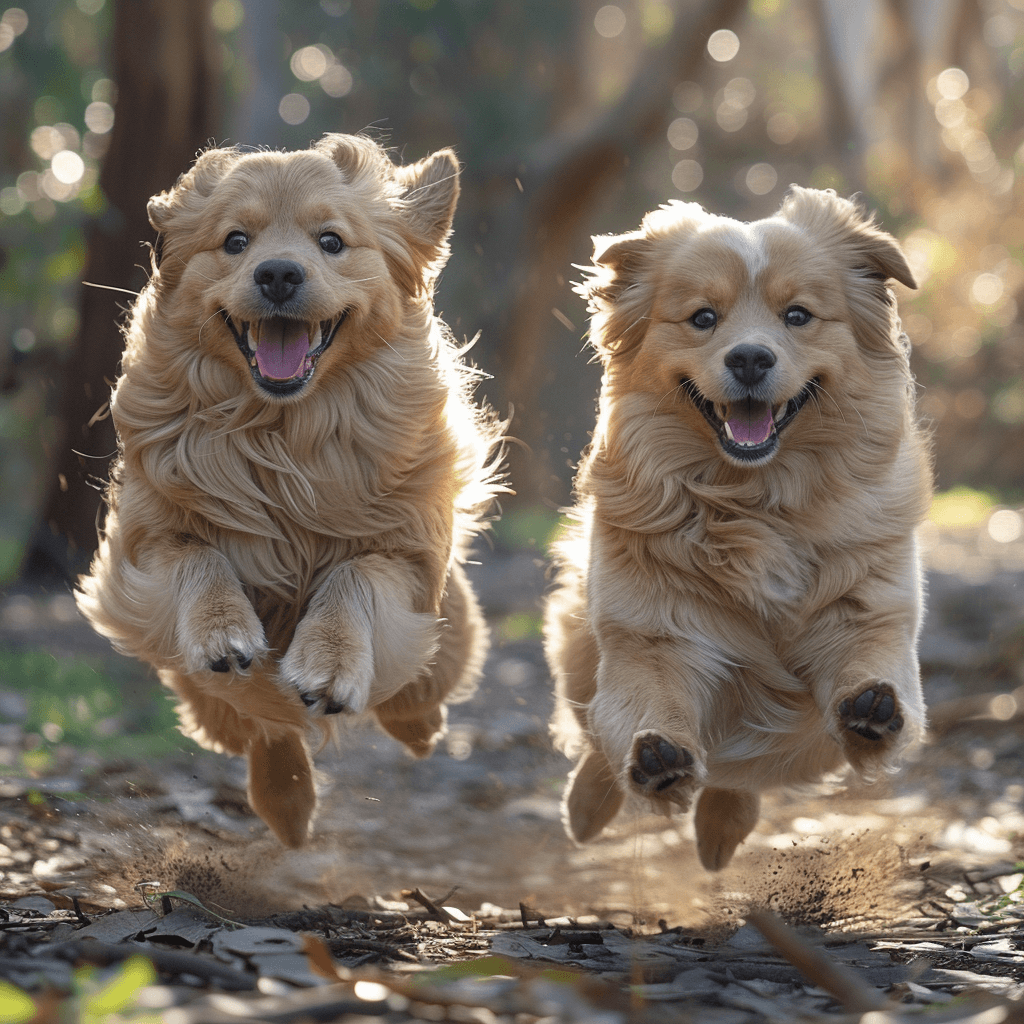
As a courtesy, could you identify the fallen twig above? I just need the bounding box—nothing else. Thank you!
[747,910,890,1013]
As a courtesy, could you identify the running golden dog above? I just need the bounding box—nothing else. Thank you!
[546,188,931,870]
[77,135,502,846]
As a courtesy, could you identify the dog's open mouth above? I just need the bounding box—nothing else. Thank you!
[681,377,819,463]
[221,313,345,395]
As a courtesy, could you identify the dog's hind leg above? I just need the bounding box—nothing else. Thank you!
[562,745,624,843]
[162,667,317,845]
[693,787,760,871]
[374,561,486,757]
[246,730,316,848]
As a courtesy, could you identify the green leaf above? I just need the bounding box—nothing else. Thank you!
[81,955,156,1019]
[0,981,38,1024]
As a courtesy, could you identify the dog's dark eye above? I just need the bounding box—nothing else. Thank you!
[224,231,249,255]
[690,308,717,330]
[319,232,343,255]
[784,306,812,327]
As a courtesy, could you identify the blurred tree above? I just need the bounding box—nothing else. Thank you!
[460,0,747,506]
[2,0,1022,584]
[25,0,221,581]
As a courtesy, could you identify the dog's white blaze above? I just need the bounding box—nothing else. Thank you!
[719,222,770,280]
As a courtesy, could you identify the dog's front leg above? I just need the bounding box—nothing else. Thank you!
[280,554,440,716]
[805,583,926,778]
[586,627,711,814]
[173,544,268,675]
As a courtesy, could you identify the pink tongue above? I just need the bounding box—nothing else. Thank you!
[727,401,774,444]
[254,319,309,380]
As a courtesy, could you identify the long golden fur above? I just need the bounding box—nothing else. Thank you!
[545,187,932,871]
[76,134,503,847]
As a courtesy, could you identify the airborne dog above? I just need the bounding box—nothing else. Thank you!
[546,187,932,870]
[77,135,503,846]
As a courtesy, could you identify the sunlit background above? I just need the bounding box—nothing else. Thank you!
[0,0,1022,582]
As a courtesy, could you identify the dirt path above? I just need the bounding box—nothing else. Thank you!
[1,523,1023,1019]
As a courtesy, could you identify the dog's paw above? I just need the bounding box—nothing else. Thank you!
[627,731,699,808]
[837,682,904,742]
[178,597,266,676]
[279,618,373,716]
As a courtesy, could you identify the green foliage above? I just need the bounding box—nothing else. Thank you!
[491,505,566,552]
[0,979,36,1024]
[495,611,543,643]
[0,646,190,763]
[0,955,160,1024]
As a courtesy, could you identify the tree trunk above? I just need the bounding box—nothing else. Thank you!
[462,0,748,507]
[25,0,221,582]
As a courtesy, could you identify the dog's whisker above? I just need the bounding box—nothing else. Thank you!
[402,173,460,200]
[811,380,861,434]
[653,383,685,419]
[371,328,404,358]
[82,281,141,297]
[197,308,223,347]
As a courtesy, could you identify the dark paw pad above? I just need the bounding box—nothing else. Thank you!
[630,734,694,795]
[838,684,903,741]
[208,648,254,674]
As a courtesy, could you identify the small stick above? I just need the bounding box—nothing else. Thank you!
[747,910,889,1013]
[402,888,459,924]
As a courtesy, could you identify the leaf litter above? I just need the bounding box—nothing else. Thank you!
[1,536,1024,1021]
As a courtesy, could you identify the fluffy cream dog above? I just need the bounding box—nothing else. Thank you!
[546,188,932,870]
[77,134,502,846]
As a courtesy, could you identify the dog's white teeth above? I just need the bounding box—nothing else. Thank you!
[723,421,735,442]
[244,322,256,351]
[773,405,785,424]
[310,323,322,348]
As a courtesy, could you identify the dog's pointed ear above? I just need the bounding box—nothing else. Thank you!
[392,148,460,255]
[781,186,915,287]
[576,231,655,358]
[780,186,915,353]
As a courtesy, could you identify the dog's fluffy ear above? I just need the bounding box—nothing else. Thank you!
[575,231,655,359]
[780,186,915,353]
[147,147,241,275]
[317,135,459,293]
[393,149,460,258]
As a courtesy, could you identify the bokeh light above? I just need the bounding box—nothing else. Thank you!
[671,159,703,192]
[745,162,777,194]
[0,7,27,52]
[594,5,626,39]
[51,150,84,185]
[320,64,353,98]
[291,45,329,82]
[707,29,739,62]
[667,117,698,151]
[210,0,243,33]
[84,101,114,134]
[936,67,969,100]
[278,93,311,125]
[971,272,1004,305]
[988,509,1023,543]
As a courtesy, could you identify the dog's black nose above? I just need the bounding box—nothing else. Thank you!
[724,344,776,387]
[254,259,305,305]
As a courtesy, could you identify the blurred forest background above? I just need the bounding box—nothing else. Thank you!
[1,0,1023,583]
